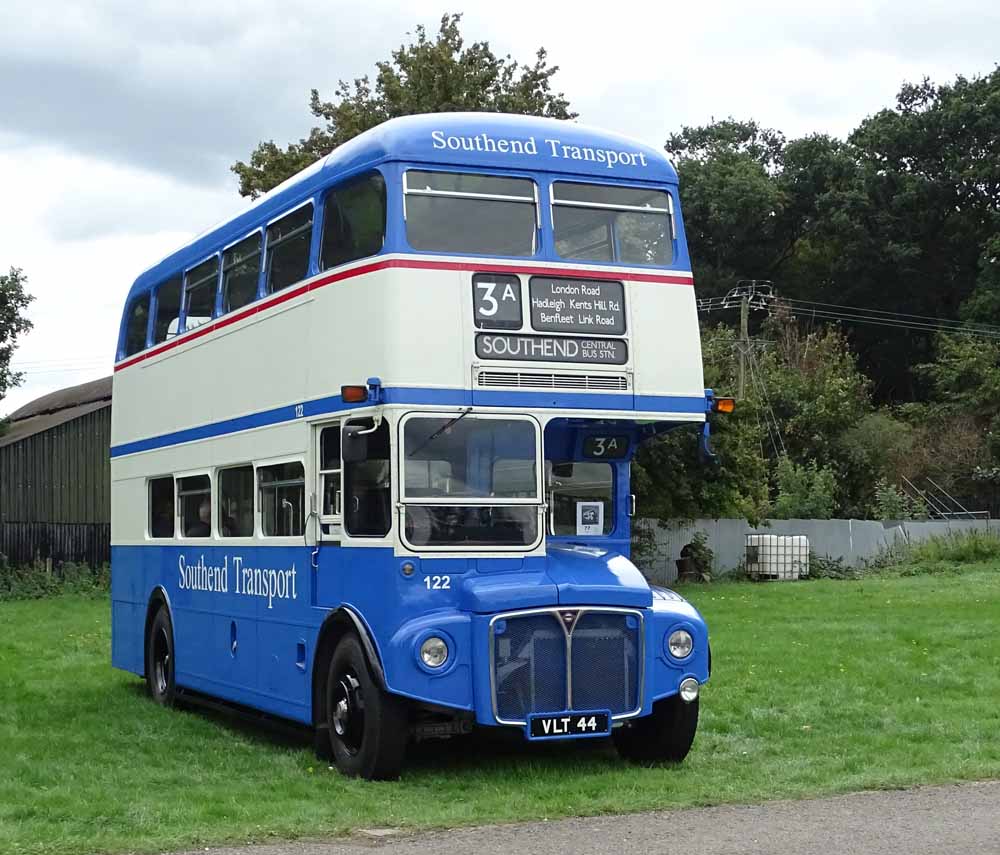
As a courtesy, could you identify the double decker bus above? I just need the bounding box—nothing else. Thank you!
[110,113,720,779]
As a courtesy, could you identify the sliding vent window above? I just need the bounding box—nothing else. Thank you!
[552,182,673,267]
[259,462,305,537]
[184,257,218,331]
[222,233,261,313]
[404,171,537,257]
[153,277,183,343]
[266,205,313,293]
[321,173,386,269]
[124,294,150,356]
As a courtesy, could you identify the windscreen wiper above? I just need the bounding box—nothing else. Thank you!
[407,408,471,458]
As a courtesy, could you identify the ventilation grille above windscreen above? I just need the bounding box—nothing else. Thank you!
[476,370,629,391]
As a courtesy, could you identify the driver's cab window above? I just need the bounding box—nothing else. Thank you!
[546,461,614,536]
[344,418,391,537]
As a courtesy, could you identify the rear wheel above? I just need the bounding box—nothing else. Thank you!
[613,694,699,764]
[324,634,408,780]
[145,605,176,706]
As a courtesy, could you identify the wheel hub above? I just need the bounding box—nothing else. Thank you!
[330,672,364,753]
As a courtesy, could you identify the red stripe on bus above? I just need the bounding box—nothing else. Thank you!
[114,258,693,371]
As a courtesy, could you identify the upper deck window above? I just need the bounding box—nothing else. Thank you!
[124,294,150,356]
[552,182,673,267]
[184,257,219,331]
[265,204,313,293]
[404,170,537,257]
[153,277,183,344]
[321,173,386,269]
[222,233,261,313]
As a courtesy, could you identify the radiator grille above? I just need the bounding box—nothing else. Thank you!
[491,609,643,724]
[477,370,629,391]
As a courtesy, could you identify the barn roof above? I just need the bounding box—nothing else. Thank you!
[0,376,112,449]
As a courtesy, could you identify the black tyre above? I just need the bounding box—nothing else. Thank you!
[324,634,408,780]
[146,605,176,706]
[613,694,699,764]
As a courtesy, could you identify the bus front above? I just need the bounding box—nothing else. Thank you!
[330,114,713,772]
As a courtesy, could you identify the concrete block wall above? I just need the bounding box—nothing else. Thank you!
[635,517,995,586]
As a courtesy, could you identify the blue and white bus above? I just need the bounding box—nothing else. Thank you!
[110,113,722,779]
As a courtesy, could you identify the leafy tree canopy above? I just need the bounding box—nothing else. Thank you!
[232,13,576,198]
[0,266,34,419]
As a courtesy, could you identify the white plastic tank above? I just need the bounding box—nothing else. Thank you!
[745,534,809,580]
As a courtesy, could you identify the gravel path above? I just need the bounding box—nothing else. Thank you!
[172,780,1000,855]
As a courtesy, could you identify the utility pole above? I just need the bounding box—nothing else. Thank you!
[710,280,773,401]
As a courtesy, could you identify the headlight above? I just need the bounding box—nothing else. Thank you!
[667,629,694,659]
[419,636,449,668]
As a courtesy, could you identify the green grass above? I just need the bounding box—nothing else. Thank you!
[2,566,1000,855]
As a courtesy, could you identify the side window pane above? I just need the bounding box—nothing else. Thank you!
[178,475,212,537]
[266,205,313,293]
[320,426,342,517]
[222,233,262,313]
[321,173,386,269]
[148,477,174,537]
[546,461,614,536]
[344,419,391,537]
[219,466,254,537]
[259,462,305,536]
[153,277,183,344]
[184,257,219,330]
[125,295,150,356]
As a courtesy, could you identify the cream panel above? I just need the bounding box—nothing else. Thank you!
[630,282,705,398]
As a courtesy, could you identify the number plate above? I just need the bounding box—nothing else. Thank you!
[526,711,611,741]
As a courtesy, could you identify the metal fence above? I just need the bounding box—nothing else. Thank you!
[0,522,111,568]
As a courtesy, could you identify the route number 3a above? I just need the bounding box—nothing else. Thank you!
[472,274,522,329]
[424,575,451,590]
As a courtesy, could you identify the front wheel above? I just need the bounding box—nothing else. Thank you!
[324,635,408,780]
[613,694,699,764]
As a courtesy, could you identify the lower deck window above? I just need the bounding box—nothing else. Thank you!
[178,475,212,538]
[219,465,254,537]
[258,462,305,536]
[148,476,174,538]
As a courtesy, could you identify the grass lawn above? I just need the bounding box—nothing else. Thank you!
[2,565,999,855]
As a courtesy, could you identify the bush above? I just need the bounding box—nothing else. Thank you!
[908,530,1000,564]
[0,560,110,602]
[771,456,837,519]
[676,531,714,582]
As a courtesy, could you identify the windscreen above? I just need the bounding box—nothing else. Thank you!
[401,414,540,548]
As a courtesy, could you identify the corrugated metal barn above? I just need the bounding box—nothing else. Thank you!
[0,376,112,567]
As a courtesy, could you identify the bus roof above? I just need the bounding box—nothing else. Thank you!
[125,113,677,303]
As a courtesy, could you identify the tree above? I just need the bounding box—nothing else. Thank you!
[232,14,576,198]
[0,266,34,420]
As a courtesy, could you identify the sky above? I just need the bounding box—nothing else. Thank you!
[1,0,996,416]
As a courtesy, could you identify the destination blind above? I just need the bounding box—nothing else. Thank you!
[529,278,625,335]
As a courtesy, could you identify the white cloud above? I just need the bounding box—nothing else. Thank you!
[2,0,996,415]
